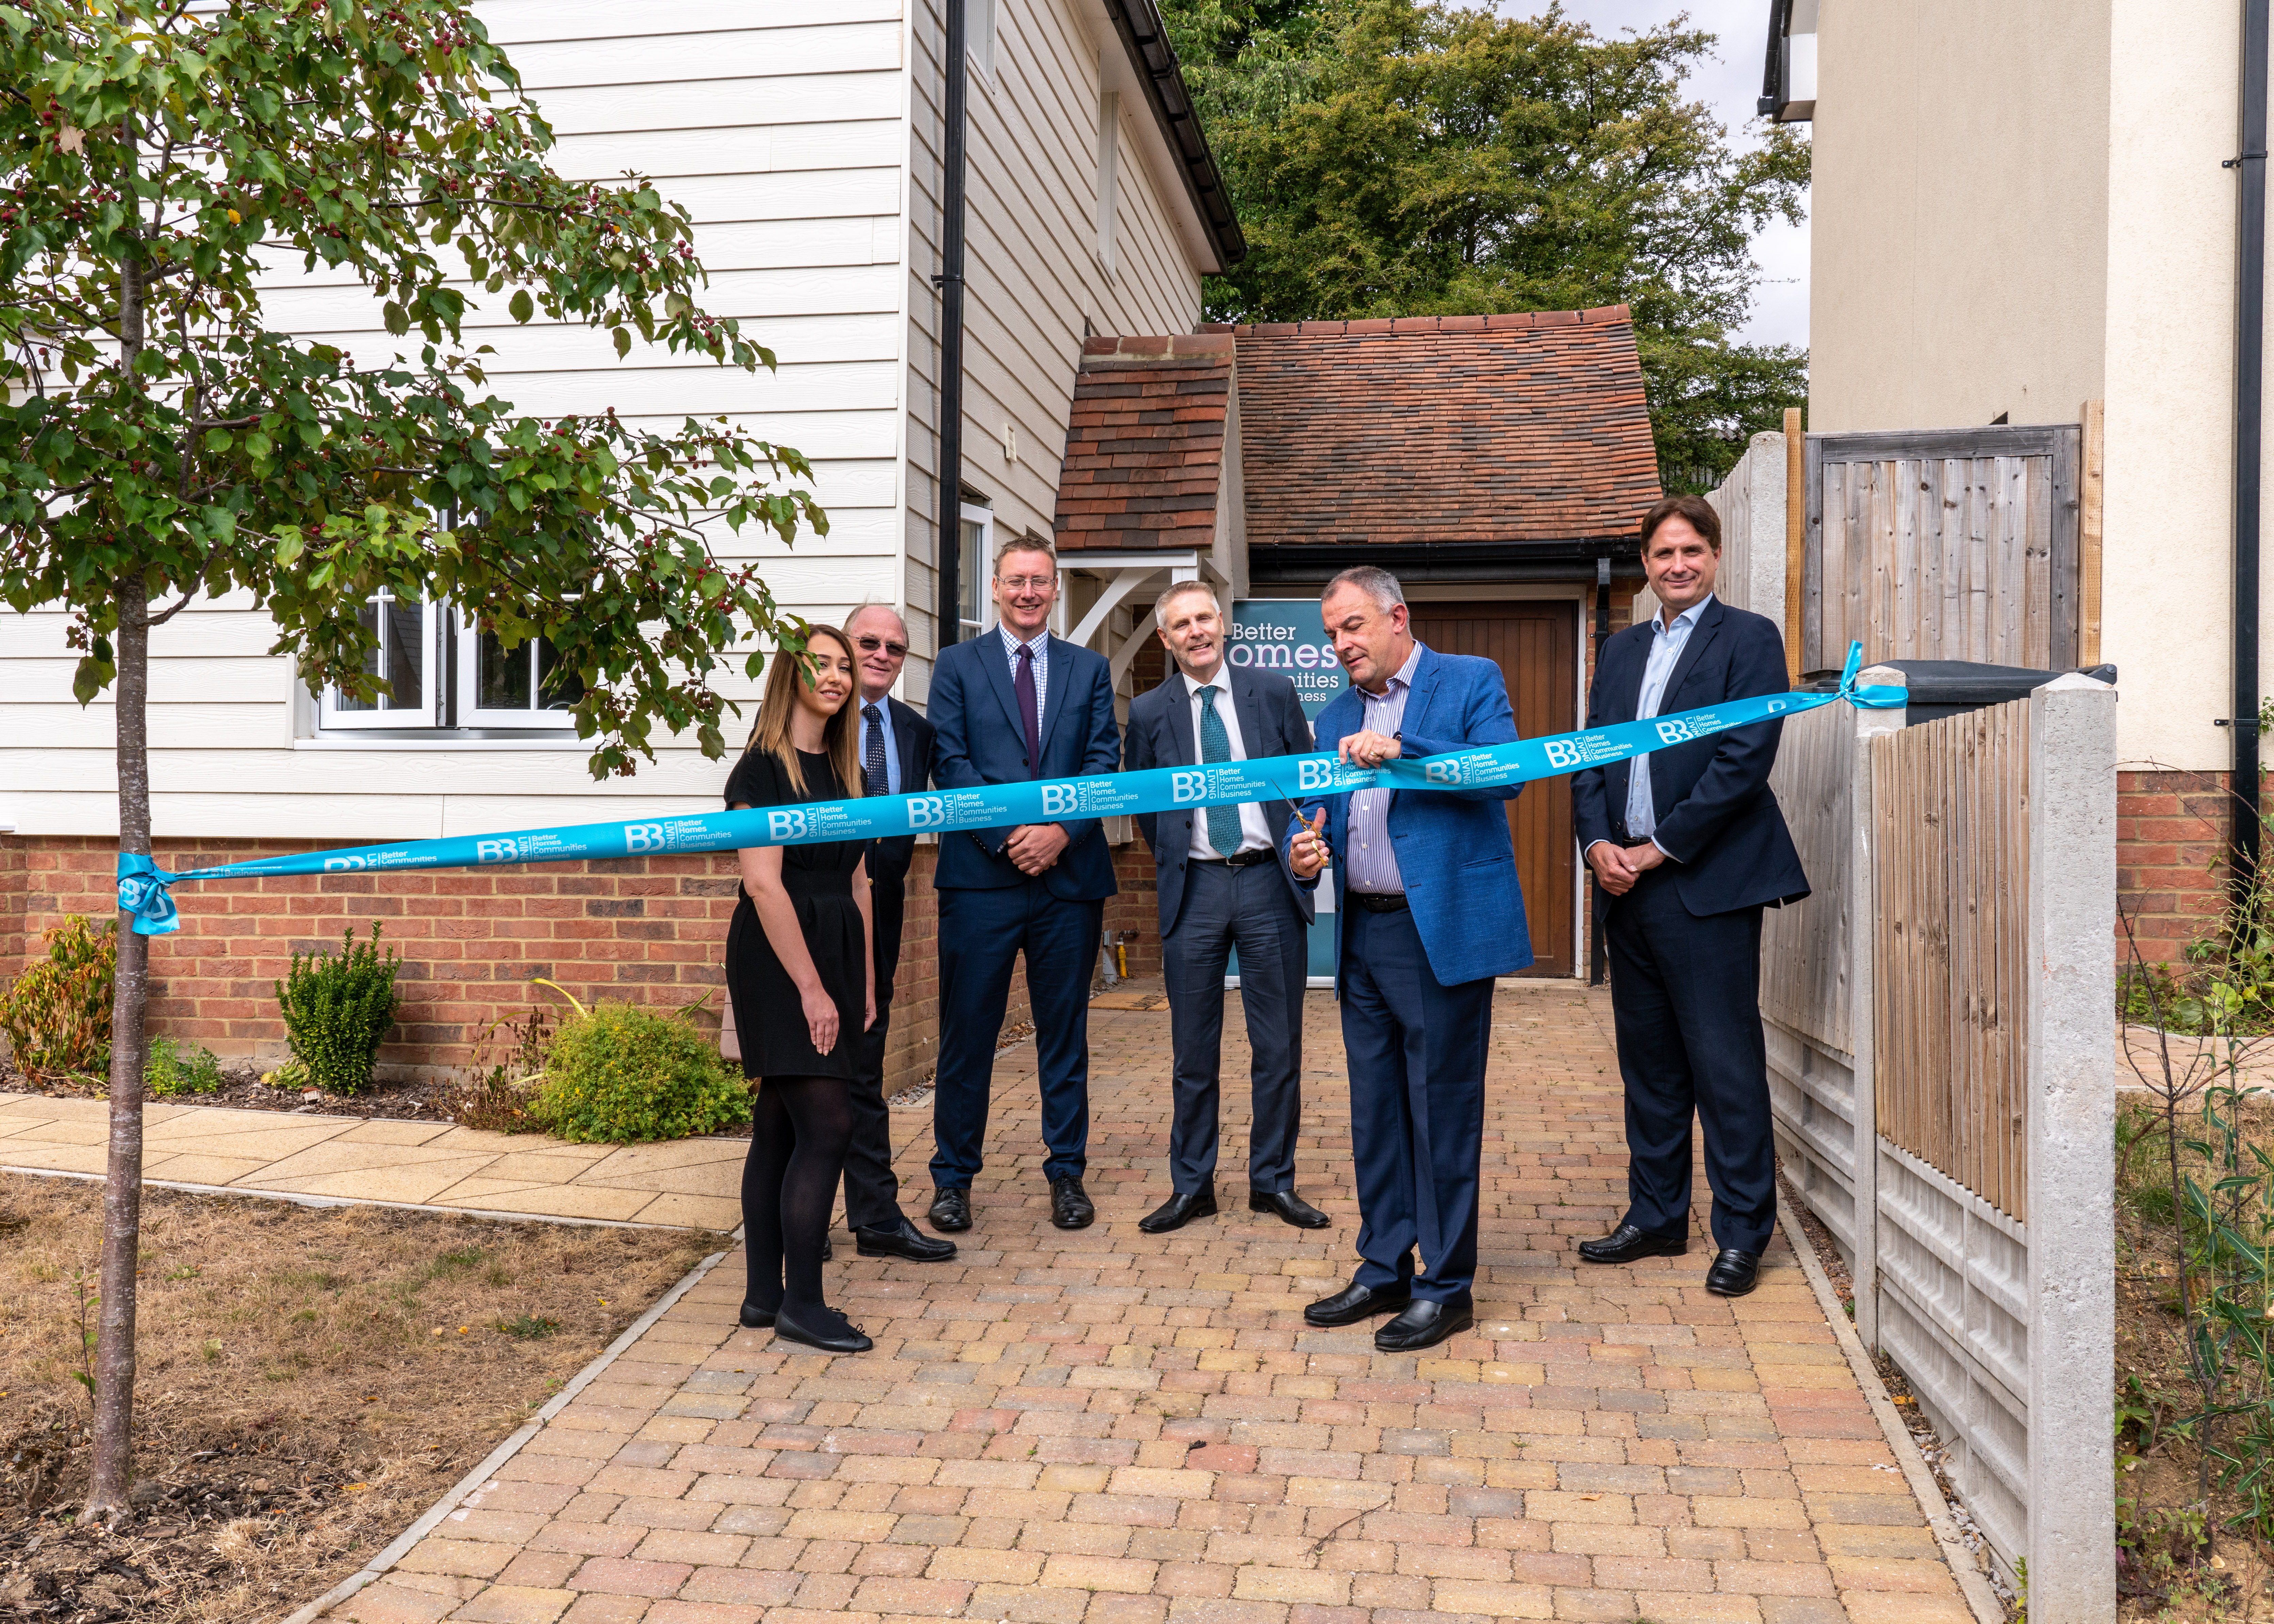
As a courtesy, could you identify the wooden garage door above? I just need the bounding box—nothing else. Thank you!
[1407,603,1577,978]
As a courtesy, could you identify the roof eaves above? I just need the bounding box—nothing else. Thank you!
[1099,0,1246,269]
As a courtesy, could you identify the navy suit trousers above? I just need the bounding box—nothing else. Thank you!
[1340,905,1494,1304]
[929,880,1104,1189]
[1604,868,1776,1253]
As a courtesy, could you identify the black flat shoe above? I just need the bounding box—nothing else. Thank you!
[1051,1176,1094,1230]
[857,1216,959,1261]
[1303,1279,1412,1327]
[773,1303,873,1354]
[822,1236,833,1262]
[1704,1248,1763,1297]
[928,1187,971,1233]
[1375,1297,1473,1352]
[1139,1190,1217,1234]
[1249,1188,1330,1229]
[1577,1223,1690,1265]
[739,1301,777,1329]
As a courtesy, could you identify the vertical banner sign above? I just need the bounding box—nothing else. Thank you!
[1230,600,1342,982]
[1228,600,1346,720]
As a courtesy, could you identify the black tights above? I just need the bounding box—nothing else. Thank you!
[741,1074,853,1314]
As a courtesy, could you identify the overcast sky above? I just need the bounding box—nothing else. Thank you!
[1532,0,1810,350]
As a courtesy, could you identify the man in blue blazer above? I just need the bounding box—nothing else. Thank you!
[1286,565,1529,1352]
[1571,494,1807,1299]
[924,537,1122,1236]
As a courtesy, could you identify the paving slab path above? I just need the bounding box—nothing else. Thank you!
[0,1091,745,1230]
[314,981,1978,1624]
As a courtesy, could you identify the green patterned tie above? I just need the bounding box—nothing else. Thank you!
[1198,687,1243,857]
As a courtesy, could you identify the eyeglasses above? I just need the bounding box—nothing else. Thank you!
[855,634,909,658]
[997,576,1056,594]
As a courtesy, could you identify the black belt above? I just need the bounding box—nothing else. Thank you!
[1193,849,1275,868]
[1349,891,1408,913]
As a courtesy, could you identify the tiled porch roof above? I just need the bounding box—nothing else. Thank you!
[1052,333,1234,554]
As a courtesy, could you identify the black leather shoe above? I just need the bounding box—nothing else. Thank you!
[1249,1188,1330,1229]
[928,1187,971,1232]
[1139,1190,1217,1233]
[1051,1176,1095,1230]
[857,1216,959,1261]
[739,1300,777,1329]
[1704,1248,1763,1297]
[1303,1279,1412,1327]
[773,1303,873,1354]
[822,1236,833,1262]
[1577,1223,1690,1265]
[1375,1297,1473,1352]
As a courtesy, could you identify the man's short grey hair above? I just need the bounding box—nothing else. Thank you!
[1322,565,1405,612]
[843,601,909,641]
[1153,579,1220,622]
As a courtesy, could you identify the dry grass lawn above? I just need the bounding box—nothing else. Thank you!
[0,1172,722,1624]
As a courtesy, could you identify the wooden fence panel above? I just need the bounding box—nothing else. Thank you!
[1871,699,2029,1220]
[1805,426,2080,674]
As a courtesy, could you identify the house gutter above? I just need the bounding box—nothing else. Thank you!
[935,0,969,650]
[1097,0,1246,268]
[2234,0,2268,894]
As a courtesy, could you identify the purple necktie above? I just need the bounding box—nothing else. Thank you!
[1015,643,1042,778]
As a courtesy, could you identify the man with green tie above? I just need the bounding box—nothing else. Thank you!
[1122,581,1328,1234]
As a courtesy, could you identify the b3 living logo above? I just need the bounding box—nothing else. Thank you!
[1654,718,1698,745]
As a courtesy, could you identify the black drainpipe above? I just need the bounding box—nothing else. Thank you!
[934,0,969,651]
[2234,0,2268,899]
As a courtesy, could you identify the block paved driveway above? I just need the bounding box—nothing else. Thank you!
[331,982,1974,1624]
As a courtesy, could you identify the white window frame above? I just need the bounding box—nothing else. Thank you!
[1095,92,1121,277]
[959,502,994,636]
[456,615,585,729]
[970,0,998,78]
[317,587,443,730]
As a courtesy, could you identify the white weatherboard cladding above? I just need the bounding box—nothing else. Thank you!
[1,0,909,838]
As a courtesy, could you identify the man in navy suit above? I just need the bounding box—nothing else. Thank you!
[924,537,1122,1235]
[1123,580,1327,1235]
[1286,565,1529,1352]
[1571,494,1809,1299]
[838,604,957,1263]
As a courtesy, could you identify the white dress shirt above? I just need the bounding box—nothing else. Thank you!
[1182,665,1273,859]
[1344,642,1425,894]
[997,621,1049,730]
[1587,593,1713,859]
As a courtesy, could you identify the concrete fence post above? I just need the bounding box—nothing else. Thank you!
[2025,673,2117,1619]
[1849,666,1907,1350]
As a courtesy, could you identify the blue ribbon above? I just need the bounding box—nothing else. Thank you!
[116,642,1902,936]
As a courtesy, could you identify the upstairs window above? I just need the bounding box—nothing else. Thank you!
[317,592,582,733]
[461,620,587,727]
[320,589,441,729]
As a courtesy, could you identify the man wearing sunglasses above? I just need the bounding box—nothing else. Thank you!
[836,604,957,1263]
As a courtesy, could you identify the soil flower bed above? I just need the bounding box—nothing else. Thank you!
[0,1173,720,1623]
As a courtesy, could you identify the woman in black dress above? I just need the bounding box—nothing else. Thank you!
[725,625,877,1354]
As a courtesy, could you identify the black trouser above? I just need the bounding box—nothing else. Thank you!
[839,874,906,1232]
[1604,866,1775,1254]
[1161,859,1308,1194]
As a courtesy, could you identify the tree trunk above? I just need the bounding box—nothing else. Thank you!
[86,572,151,1518]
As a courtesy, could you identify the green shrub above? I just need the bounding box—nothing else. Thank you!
[275,923,402,1096]
[530,997,748,1144]
[0,916,117,1081]
[145,1037,224,1097]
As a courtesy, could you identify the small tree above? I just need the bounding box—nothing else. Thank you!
[0,0,825,1514]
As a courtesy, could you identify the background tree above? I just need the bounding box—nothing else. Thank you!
[1161,0,1809,492]
[0,0,825,1514]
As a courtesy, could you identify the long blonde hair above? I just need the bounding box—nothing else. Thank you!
[743,625,864,796]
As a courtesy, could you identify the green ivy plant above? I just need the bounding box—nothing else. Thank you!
[0,0,826,1513]
[276,923,402,1096]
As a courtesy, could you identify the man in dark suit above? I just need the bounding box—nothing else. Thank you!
[1286,566,1529,1353]
[925,537,1123,1235]
[1571,494,1809,1299]
[837,604,957,1263]
[1123,581,1329,1235]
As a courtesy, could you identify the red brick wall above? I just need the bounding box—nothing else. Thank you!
[0,835,999,1091]
[2117,769,2235,965]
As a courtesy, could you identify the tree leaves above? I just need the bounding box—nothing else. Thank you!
[1162,0,1811,488]
[0,0,826,776]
